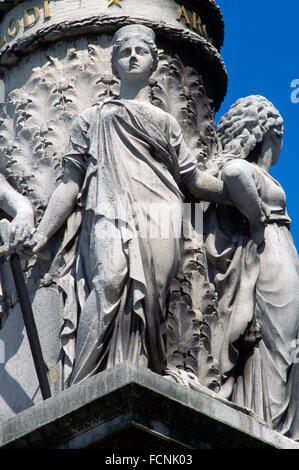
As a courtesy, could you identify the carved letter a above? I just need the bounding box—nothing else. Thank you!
[177,6,191,26]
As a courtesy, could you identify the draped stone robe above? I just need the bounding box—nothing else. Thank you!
[58,98,198,386]
[205,161,299,437]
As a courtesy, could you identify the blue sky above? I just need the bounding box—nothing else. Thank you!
[216,0,299,250]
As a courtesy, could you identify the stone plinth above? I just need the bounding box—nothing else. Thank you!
[0,362,298,449]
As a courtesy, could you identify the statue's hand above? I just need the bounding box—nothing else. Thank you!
[250,199,269,247]
[250,215,266,246]
[19,230,51,260]
[9,212,35,247]
[250,224,265,246]
[0,213,35,257]
[32,230,49,254]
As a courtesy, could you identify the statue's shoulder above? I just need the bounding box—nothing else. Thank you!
[147,101,171,119]
[143,102,180,130]
[77,103,101,125]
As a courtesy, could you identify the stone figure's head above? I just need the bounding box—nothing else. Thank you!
[217,95,284,165]
[111,25,159,82]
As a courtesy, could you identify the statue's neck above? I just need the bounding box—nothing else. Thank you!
[118,80,150,102]
[257,147,273,173]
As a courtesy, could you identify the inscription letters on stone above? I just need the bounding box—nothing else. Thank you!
[0,1,51,48]
[176,4,212,43]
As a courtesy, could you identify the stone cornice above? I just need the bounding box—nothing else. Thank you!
[0,0,222,16]
[0,0,225,49]
[192,0,224,49]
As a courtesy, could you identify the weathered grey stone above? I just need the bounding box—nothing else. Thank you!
[0,284,62,419]
[29,23,228,389]
[0,0,298,447]
[205,95,299,439]
[0,363,298,449]
[0,0,227,423]
[0,0,225,51]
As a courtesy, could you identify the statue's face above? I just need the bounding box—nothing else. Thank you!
[270,133,283,166]
[262,131,283,166]
[115,37,154,82]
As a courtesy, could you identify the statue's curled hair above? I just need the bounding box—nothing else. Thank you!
[217,95,284,160]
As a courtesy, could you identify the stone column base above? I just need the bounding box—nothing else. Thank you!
[1,362,298,449]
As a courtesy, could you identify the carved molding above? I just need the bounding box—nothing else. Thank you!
[0,1,225,51]
[190,0,225,49]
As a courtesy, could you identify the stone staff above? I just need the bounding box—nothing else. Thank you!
[0,219,51,400]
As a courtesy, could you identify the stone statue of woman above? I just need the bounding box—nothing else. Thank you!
[28,24,228,387]
[205,95,299,438]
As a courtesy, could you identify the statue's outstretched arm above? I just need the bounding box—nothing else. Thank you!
[32,162,84,253]
[221,159,267,245]
[186,168,229,205]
